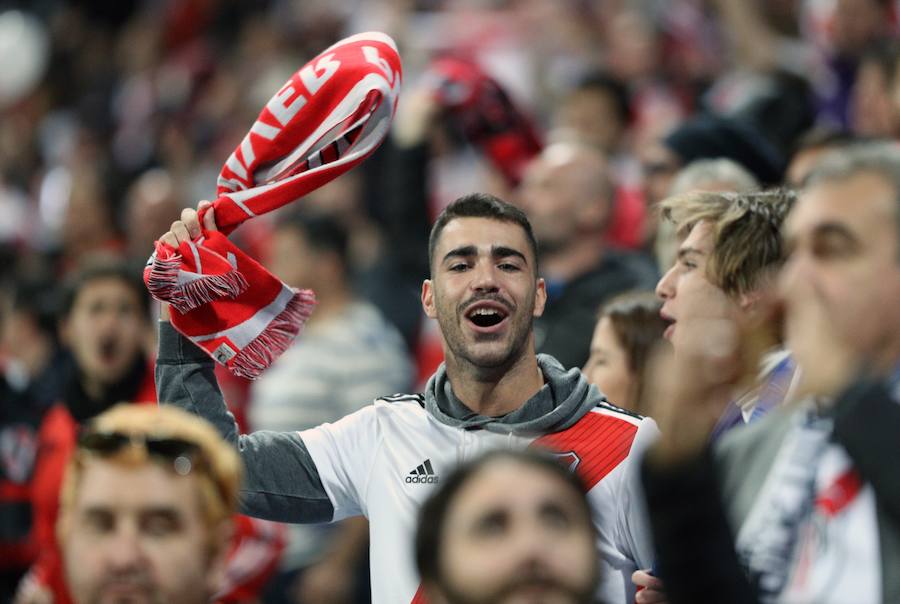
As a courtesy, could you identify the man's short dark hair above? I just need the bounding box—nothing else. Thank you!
[414,449,591,586]
[276,211,350,268]
[572,71,630,125]
[427,193,539,276]
[62,260,150,318]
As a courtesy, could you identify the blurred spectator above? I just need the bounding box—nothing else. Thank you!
[59,161,126,272]
[552,71,647,251]
[58,404,240,604]
[17,260,157,604]
[554,71,631,157]
[785,126,858,187]
[252,211,413,604]
[582,291,667,416]
[656,157,760,270]
[711,0,897,128]
[640,114,783,252]
[0,278,64,602]
[850,38,900,138]
[518,142,658,369]
[123,167,186,262]
[656,189,797,441]
[415,449,599,604]
[641,141,900,604]
[16,260,284,604]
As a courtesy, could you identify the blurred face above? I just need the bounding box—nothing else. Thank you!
[780,172,900,395]
[656,221,742,351]
[850,61,896,138]
[267,227,319,289]
[62,458,223,604]
[518,150,607,255]
[435,460,598,604]
[518,158,583,255]
[557,89,624,153]
[640,144,681,243]
[422,218,546,372]
[582,316,636,410]
[832,0,886,56]
[63,278,146,386]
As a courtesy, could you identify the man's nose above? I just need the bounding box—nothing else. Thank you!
[470,262,500,292]
[656,266,676,301]
[105,525,145,571]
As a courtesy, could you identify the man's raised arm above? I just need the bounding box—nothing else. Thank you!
[153,203,335,524]
[156,316,334,523]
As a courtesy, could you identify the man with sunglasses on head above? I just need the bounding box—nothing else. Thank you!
[58,404,240,604]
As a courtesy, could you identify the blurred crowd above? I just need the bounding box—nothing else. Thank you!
[1,0,899,603]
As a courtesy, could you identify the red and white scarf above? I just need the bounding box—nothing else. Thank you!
[145,32,402,378]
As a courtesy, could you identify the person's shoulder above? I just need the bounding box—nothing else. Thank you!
[713,405,799,522]
[715,405,796,466]
[589,400,647,426]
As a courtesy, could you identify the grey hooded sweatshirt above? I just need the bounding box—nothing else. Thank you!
[157,321,606,522]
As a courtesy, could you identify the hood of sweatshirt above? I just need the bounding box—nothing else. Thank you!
[424,354,605,435]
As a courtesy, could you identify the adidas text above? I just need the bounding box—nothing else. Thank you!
[405,475,439,484]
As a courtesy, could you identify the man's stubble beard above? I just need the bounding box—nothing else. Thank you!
[435,294,536,380]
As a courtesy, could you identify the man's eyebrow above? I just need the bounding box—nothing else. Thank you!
[492,246,528,264]
[813,222,857,242]
[442,245,478,264]
[441,245,529,265]
[677,246,705,260]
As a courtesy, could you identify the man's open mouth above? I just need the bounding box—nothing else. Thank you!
[98,336,120,363]
[660,312,676,339]
[464,302,509,330]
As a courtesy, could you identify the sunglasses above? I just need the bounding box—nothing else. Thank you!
[77,431,205,476]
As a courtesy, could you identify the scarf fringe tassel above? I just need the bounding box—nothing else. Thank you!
[147,254,250,314]
[228,288,317,379]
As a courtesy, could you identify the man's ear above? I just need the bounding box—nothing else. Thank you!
[422,280,437,319]
[533,278,547,318]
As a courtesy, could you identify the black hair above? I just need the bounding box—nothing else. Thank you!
[62,259,150,318]
[275,211,350,268]
[427,193,539,277]
[8,276,61,339]
[414,449,592,585]
[571,71,631,125]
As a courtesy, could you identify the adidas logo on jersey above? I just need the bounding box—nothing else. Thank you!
[406,459,439,484]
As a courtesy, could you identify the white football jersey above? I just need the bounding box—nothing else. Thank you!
[301,395,657,604]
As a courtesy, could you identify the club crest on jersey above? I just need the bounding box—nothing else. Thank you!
[550,451,581,472]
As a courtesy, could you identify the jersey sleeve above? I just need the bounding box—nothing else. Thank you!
[156,321,334,523]
[299,404,382,521]
[615,416,660,571]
